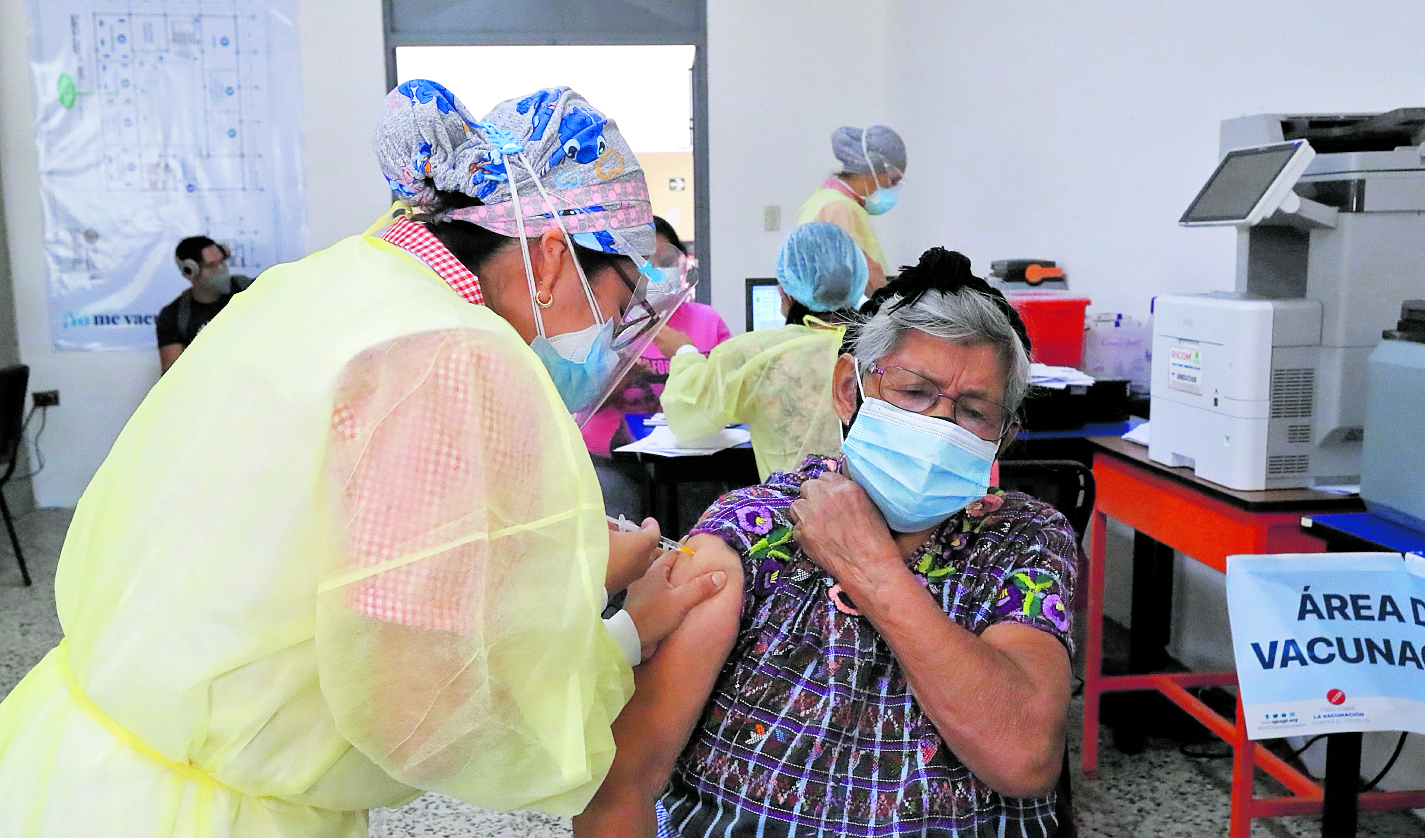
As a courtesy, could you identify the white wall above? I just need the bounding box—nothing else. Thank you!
[0,0,389,507]
[704,0,894,330]
[297,0,391,254]
[884,0,1425,319]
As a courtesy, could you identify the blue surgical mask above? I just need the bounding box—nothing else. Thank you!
[858,129,902,215]
[863,183,900,215]
[841,396,997,533]
[530,318,620,414]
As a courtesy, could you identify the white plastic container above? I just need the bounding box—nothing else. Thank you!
[1081,313,1151,394]
[1362,337,1425,532]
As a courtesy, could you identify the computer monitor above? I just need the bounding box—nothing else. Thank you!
[745,278,784,332]
[1180,140,1315,227]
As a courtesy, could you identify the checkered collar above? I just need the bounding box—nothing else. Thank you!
[379,217,484,305]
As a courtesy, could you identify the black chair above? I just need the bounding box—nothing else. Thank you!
[0,364,30,586]
[997,457,1096,837]
[996,458,1095,543]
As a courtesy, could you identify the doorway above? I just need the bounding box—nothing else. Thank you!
[395,45,697,249]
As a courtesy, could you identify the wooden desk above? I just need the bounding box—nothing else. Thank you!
[1081,437,1374,837]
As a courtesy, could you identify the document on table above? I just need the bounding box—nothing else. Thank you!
[1030,363,1096,390]
[1122,421,1150,446]
[614,425,751,456]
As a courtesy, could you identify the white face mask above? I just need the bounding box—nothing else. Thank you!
[543,322,602,362]
[196,267,231,295]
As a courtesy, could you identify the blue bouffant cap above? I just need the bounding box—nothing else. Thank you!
[775,222,869,312]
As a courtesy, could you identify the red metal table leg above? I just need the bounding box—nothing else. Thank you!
[1081,509,1108,779]
[1230,695,1256,838]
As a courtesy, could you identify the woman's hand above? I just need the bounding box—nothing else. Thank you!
[788,472,902,594]
[603,360,661,412]
[606,518,661,594]
[622,548,728,661]
[651,325,695,358]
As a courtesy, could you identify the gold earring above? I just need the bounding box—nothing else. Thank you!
[535,291,555,309]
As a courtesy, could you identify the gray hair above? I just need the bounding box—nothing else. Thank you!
[853,289,1032,418]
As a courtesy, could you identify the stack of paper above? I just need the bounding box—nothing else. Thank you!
[614,425,751,456]
[1030,363,1096,390]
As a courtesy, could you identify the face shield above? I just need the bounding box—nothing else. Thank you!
[473,120,698,425]
[567,226,698,428]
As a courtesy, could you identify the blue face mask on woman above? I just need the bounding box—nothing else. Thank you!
[841,394,997,533]
[530,318,620,414]
[858,129,901,216]
[862,184,900,216]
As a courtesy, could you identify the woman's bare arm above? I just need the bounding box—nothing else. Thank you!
[573,534,744,838]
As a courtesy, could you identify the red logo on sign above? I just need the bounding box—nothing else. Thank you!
[1327,689,1346,705]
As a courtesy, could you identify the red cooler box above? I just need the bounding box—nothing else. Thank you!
[1005,291,1091,367]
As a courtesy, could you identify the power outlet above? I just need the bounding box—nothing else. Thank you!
[32,390,59,407]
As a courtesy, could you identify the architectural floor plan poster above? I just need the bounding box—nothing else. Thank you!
[28,0,304,350]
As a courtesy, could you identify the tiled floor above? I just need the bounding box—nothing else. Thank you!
[3,506,1422,837]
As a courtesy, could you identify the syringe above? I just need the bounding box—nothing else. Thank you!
[607,515,694,555]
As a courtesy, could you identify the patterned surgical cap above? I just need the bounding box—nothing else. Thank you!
[374,81,654,258]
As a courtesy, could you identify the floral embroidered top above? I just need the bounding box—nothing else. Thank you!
[660,456,1078,838]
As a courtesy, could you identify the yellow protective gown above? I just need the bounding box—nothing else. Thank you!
[0,233,633,837]
[795,187,887,275]
[661,321,846,480]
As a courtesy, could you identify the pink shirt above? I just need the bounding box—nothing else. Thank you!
[581,301,732,457]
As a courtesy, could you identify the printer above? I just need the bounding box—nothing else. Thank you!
[1150,109,1425,490]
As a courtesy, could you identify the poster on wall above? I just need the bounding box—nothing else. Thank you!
[1226,552,1425,740]
[27,0,305,351]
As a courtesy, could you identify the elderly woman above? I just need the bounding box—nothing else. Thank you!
[575,248,1078,838]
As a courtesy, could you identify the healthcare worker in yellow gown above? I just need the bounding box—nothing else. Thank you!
[795,124,906,295]
[658,222,867,480]
[0,81,727,838]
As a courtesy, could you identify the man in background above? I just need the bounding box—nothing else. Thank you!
[156,236,252,373]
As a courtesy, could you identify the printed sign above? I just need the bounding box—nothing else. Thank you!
[1166,342,1203,396]
[28,0,306,350]
[1226,552,1425,740]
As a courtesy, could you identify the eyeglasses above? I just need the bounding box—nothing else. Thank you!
[607,261,658,351]
[865,364,1011,441]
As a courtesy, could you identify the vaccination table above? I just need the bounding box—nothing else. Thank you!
[1079,435,1394,837]
[611,444,758,537]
